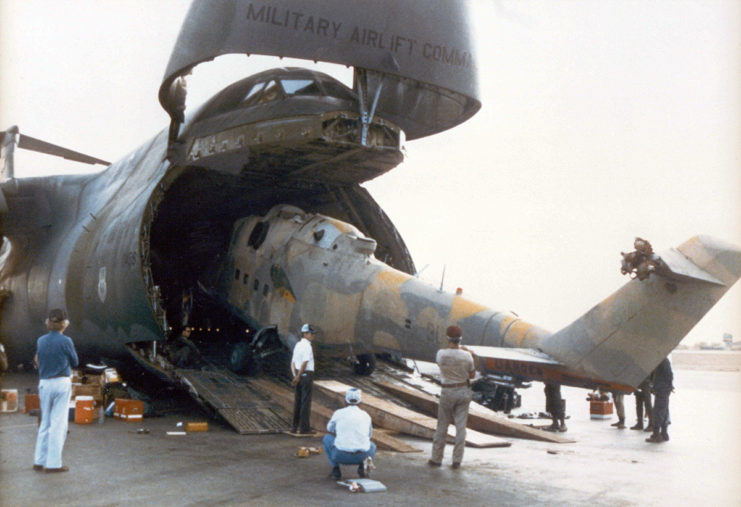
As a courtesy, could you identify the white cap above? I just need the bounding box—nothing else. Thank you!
[345,388,361,405]
[300,323,315,334]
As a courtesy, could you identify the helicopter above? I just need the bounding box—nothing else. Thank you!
[1,1,739,416]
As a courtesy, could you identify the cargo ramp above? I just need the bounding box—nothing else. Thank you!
[175,368,291,434]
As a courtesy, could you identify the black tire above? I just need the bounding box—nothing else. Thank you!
[229,341,256,374]
[353,354,376,375]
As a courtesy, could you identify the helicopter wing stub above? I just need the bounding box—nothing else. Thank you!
[159,0,481,140]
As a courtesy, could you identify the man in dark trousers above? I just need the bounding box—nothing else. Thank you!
[631,376,653,431]
[545,383,567,432]
[429,325,476,469]
[647,357,673,443]
[290,323,315,434]
[33,309,78,473]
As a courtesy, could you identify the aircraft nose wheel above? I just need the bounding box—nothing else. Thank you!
[353,354,376,375]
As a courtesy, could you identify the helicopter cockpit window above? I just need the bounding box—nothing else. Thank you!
[247,221,269,249]
[281,79,321,96]
[312,223,342,249]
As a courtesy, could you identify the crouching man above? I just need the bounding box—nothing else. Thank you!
[322,387,376,480]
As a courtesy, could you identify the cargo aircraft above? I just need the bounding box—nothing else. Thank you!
[1,0,739,414]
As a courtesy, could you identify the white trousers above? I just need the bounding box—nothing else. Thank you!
[34,376,71,468]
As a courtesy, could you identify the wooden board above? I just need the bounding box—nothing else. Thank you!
[249,377,421,453]
[314,380,511,448]
[373,379,574,444]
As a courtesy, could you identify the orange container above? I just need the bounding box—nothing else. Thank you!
[74,396,95,424]
[113,398,143,422]
[1,389,18,412]
[24,393,40,413]
[186,422,209,432]
[590,400,614,419]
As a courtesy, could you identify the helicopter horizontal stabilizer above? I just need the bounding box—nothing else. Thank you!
[538,235,741,387]
[469,346,635,391]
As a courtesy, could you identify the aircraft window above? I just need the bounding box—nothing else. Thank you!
[247,222,269,249]
[257,80,283,104]
[282,79,321,96]
[235,269,241,280]
[321,81,356,102]
[253,279,260,291]
[262,284,269,297]
[312,223,341,249]
[241,82,265,104]
[243,273,249,285]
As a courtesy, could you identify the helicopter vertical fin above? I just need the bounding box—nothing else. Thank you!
[539,235,741,387]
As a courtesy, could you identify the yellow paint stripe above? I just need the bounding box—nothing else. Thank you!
[450,296,489,321]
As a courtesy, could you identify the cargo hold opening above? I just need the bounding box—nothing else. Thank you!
[140,165,415,365]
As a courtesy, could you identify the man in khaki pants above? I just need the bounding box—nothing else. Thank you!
[428,325,476,469]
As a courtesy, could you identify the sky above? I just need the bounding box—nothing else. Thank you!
[1,0,739,346]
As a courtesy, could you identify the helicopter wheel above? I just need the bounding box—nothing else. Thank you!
[229,341,257,375]
[353,353,376,375]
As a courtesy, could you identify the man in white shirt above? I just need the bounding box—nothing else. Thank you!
[429,325,476,469]
[323,387,376,480]
[290,323,315,434]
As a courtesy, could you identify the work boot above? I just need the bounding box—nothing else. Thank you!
[645,434,664,443]
[330,466,341,480]
[452,462,461,469]
[644,425,653,433]
[630,423,643,430]
[558,420,568,432]
[363,456,374,477]
[661,431,670,441]
[427,459,441,467]
[546,421,559,431]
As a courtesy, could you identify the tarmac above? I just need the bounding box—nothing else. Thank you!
[1,350,740,506]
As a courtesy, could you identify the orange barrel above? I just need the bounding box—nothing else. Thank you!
[74,395,95,424]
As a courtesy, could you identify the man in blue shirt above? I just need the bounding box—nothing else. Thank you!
[33,308,78,473]
[323,387,376,480]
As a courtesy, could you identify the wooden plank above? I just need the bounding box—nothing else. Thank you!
[314,380,511,448]
[249,377,420,453]
[373,380,574,444]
